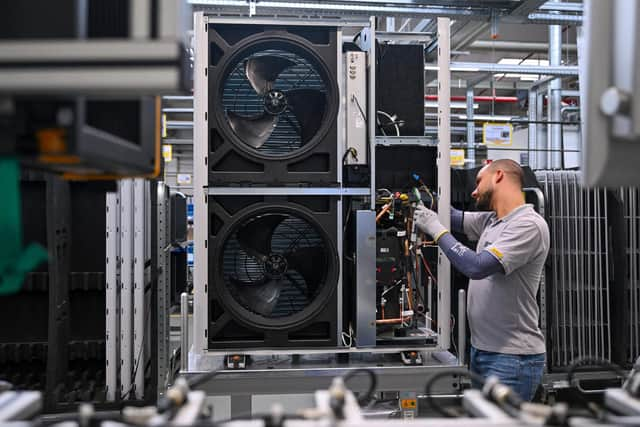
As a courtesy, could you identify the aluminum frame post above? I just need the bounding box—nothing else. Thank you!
[458,289,466,365]
[105,191,120,401]
[437,17,452,351]
[192,12,209,361]
[466,86,475,165]
[369,17,377,210]
[528,88,538,169]
[119,179,134,398]
[548,6,562,169]
[133,178,146,399]
[156,182,170,395]
[181,292,189,371]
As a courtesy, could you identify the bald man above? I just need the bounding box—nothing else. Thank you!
[414,159,549,401]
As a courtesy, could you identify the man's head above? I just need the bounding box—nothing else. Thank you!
[471,159,524,211]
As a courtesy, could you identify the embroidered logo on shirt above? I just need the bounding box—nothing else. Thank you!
[451,243,468,256]
[489,247,504,260]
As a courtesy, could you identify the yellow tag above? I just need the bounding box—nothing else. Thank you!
[162,144,173,162]
[401,399,417,409]
[483,123,513,146]
[450,149,465,166]
[489,247,504,260]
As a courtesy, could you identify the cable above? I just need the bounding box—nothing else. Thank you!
[187,370,224,390]
[342,147,358,164]
[342,368,378,406]
[122,304,152,400]
[420,252,437,284]
[424,369,485,418]
[566,357,625,386]
[352,95,367,122]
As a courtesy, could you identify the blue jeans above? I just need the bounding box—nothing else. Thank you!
[470,346,545,402]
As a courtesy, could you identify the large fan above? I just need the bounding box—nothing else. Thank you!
[221,47,329,156]
[222,212,330,319]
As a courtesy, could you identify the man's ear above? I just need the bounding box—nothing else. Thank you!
[494,169,504,184]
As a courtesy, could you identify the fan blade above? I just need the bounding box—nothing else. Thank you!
[227,111,278,148]
[286,89,326,144]
[245,56,295,96]
[237,214,287,261]
[237,279,283,316]
[285,245,326,298]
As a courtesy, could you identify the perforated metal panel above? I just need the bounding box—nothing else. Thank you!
[619,187,640,365]
[536,171,612,367]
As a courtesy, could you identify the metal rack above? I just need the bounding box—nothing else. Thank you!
[105,179,154,401]
[619,188,640,366]
[536,171,612,368]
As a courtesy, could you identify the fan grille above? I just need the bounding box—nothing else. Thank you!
[222,213,328,319]
[222,48,327,157]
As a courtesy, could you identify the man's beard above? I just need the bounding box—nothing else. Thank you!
[475,187,493,211]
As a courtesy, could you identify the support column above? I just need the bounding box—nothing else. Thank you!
[437,17,451,351]
[466,86,475,166]
[548,5,563,169]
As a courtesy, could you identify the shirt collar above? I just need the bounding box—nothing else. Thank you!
[491,204,534,225]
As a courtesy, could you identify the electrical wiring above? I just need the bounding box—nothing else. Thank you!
[341,324,354,347]
[420,251,437,284]
[342,368,378,406]
[342,147,359,164]
[424,369,485,417]
[566,357,626,386]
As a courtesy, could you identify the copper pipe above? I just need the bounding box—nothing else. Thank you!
[376,202,392,223]
[376,316,412,325]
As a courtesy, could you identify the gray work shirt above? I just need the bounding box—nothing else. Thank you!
[464,204,549,355]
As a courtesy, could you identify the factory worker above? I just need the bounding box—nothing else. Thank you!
[414,159,549,402]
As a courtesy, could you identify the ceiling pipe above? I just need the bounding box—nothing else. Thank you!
[425,95,518,103]
[470,40,577,53]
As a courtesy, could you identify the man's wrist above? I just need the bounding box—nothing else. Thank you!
[433,228,450,243]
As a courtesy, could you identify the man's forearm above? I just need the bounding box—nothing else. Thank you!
[451,207,464,233]
[437,233,504,279]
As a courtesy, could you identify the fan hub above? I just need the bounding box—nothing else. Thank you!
[264,90,288,115]
[264,253,288,276]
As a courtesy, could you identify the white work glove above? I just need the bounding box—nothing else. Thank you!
[413,205,449,243]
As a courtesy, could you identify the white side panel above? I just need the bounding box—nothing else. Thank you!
[192,12,209,359]
[105,191,120,401]
[133,178,146,399]
[119,179,134,397]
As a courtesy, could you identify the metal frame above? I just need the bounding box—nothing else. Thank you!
[436,17,452,351]
[192,11,209,360]
[106,179,153,401]
[191,13,380,363]
[156,183,171,395]
[536,171,612,368]
[133,179,146,399]
[207,187,370,196]
[105,192,120,401]
[189,0,582,24]
[119,180,134,398]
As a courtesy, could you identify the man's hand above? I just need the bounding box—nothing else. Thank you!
[413,205,449,243]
